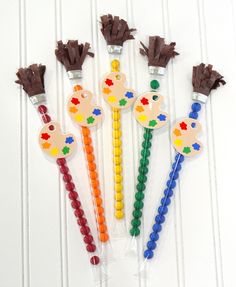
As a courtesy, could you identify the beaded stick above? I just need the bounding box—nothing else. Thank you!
[143,63,226,261]
[100,14,136,223]
[15,64,100,266]
[129,36,179,241]
[55,40,110,246]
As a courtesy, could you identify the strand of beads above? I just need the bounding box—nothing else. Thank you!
[111,59,124,220]
[81,126,109,243]
[130,128,153,236]
[144,101,202,260]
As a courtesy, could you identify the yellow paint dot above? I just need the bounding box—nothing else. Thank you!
[75,114,84,122]
[108,96,117,103]
[138,114,148,122]
[50,147,59,156]
[69,106,78,113]
[103,87,111,94]
[42,142,51,149]
[174,139,183,147]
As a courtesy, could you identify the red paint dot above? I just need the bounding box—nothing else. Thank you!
[141,97,149,105]
[71,97,80,105]
[105,78,113,86]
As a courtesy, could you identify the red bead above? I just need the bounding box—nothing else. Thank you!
[63,174,72,182]
[84,235,93,244]
[80,226,90,235]
[69,191,78,200]
[66,183,75,192]
[74,209,84,217]
[86,244,96,252]
[90,256,100,265]
[77,217,87,226]
[38,105,48,114]
[60,166,69,174]
[71,200,81,209]
[57,158,66,165]
[42,114,51,123]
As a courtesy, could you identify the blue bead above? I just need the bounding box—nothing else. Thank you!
[158,205,168,215]
[161,197,171,206]
[155,214,165,224]
[175,154,185,162]
[164,189,173,197]
[144,249,154,259]
[167,180,176,189]
[172,163,182,172]
[150,232,160,241]
[191,102,201,112]
[153,223,162,232]
[147,241,157,250]
[189,112,198,119]
[170,171,179,180]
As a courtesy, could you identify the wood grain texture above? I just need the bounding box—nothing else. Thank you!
[0,0,235,286]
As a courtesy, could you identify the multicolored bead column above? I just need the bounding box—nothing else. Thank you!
[111,59,124,220]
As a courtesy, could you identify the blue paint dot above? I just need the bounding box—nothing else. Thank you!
[191,122,196,128]
[157,114,166,121]
[92,109,101,116]
[65,137,74,144]
[192,143,200,150]
[125,91,134,99]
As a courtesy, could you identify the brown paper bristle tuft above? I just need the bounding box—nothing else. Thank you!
[55,40,94,71]
[15,64,46,96]
[140,36,179,68]
[192,63,226,96]
[100,14,135,46]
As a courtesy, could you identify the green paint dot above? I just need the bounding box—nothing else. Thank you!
[62,146,70,155]
[149,120,157,127]
[183,146,191,154]
[150,79,160,90]
[87,116,95,124]
[119,98,127,106]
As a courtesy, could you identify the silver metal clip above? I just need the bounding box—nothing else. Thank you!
[148,66,166,76]
[107,45,123,54]
[67,70,83,80]
[29,93,46,105]
[192,92,208,104]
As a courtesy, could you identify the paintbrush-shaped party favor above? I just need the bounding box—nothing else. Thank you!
[15,64,100,267]
[143,63,225,261]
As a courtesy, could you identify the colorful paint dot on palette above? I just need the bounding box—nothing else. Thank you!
[133,91,169,129]
[39,121,76,159]
[171,118,203,157]
[101,72,136,109]
[68,89,104,127]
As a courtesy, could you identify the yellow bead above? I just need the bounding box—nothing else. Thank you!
[114,174,122,183]
[112,112,120,121]
[113,130,122,139]
[115,201,124,210]
[113,121,120,130]
[115,183,123,192]
[113,139,122,147]
[113,148,122,156]
[113,156,122,165]
[111,59,120,72]
[115,210,124,219]
[114,165,122,174]
[115,193,123,201]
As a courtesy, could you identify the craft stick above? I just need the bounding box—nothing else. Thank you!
[100,14,136,222]
[129,36,178,239]
[55,41,109,244]
[15,64,100,266]
[143,63,226,261]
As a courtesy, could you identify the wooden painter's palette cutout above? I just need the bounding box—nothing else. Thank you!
[171,118,203,157]
[101,72,136,109]
[68,90,104,127]
[133,91,169,129]
[39,121,76,158]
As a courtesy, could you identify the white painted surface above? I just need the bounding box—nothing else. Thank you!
[0,0,235,286]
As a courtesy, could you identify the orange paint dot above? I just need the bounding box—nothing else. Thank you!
[103,87,111,94]
[136,105,144,112]
[42,142,51,149]
[73,85,82,91]
[173,128,182,136]
[69,106,78,113]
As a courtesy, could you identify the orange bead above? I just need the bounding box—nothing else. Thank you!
[99,233,109,242]
[93,189,101,197]
[82,127,90,136]
[87,154,95,162]
[88,162,96,171]
[97,206,104,215]
[73,85,82,91]
[85,145,93,154]
[99,224,107,233]
[98,216,105,224]
[95,197,103,206]
[90,171,97,180]
[91,180,99,189]
[83,137,92,145]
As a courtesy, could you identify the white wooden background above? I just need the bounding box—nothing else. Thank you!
[0,0,235,286]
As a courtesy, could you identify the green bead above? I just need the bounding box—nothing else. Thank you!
[130,227,140,236]
[135,191,145,201]
[142,141,152,149]
[131,218,141,227]
[150,79,160,90]
[136,182,146,192]
[138,174,147,183]
[140,158,149,166]
[139,166,148,174]
[134,201,144,209]
[133,209,142,218]
[143,131,153,140]
[141,149,151,157]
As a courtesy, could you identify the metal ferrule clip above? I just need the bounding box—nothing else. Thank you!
[67,70,83,80]
[192,92,208,104]
[148,66,166,76]
[29,93,46,105]
[107,45,123,54]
